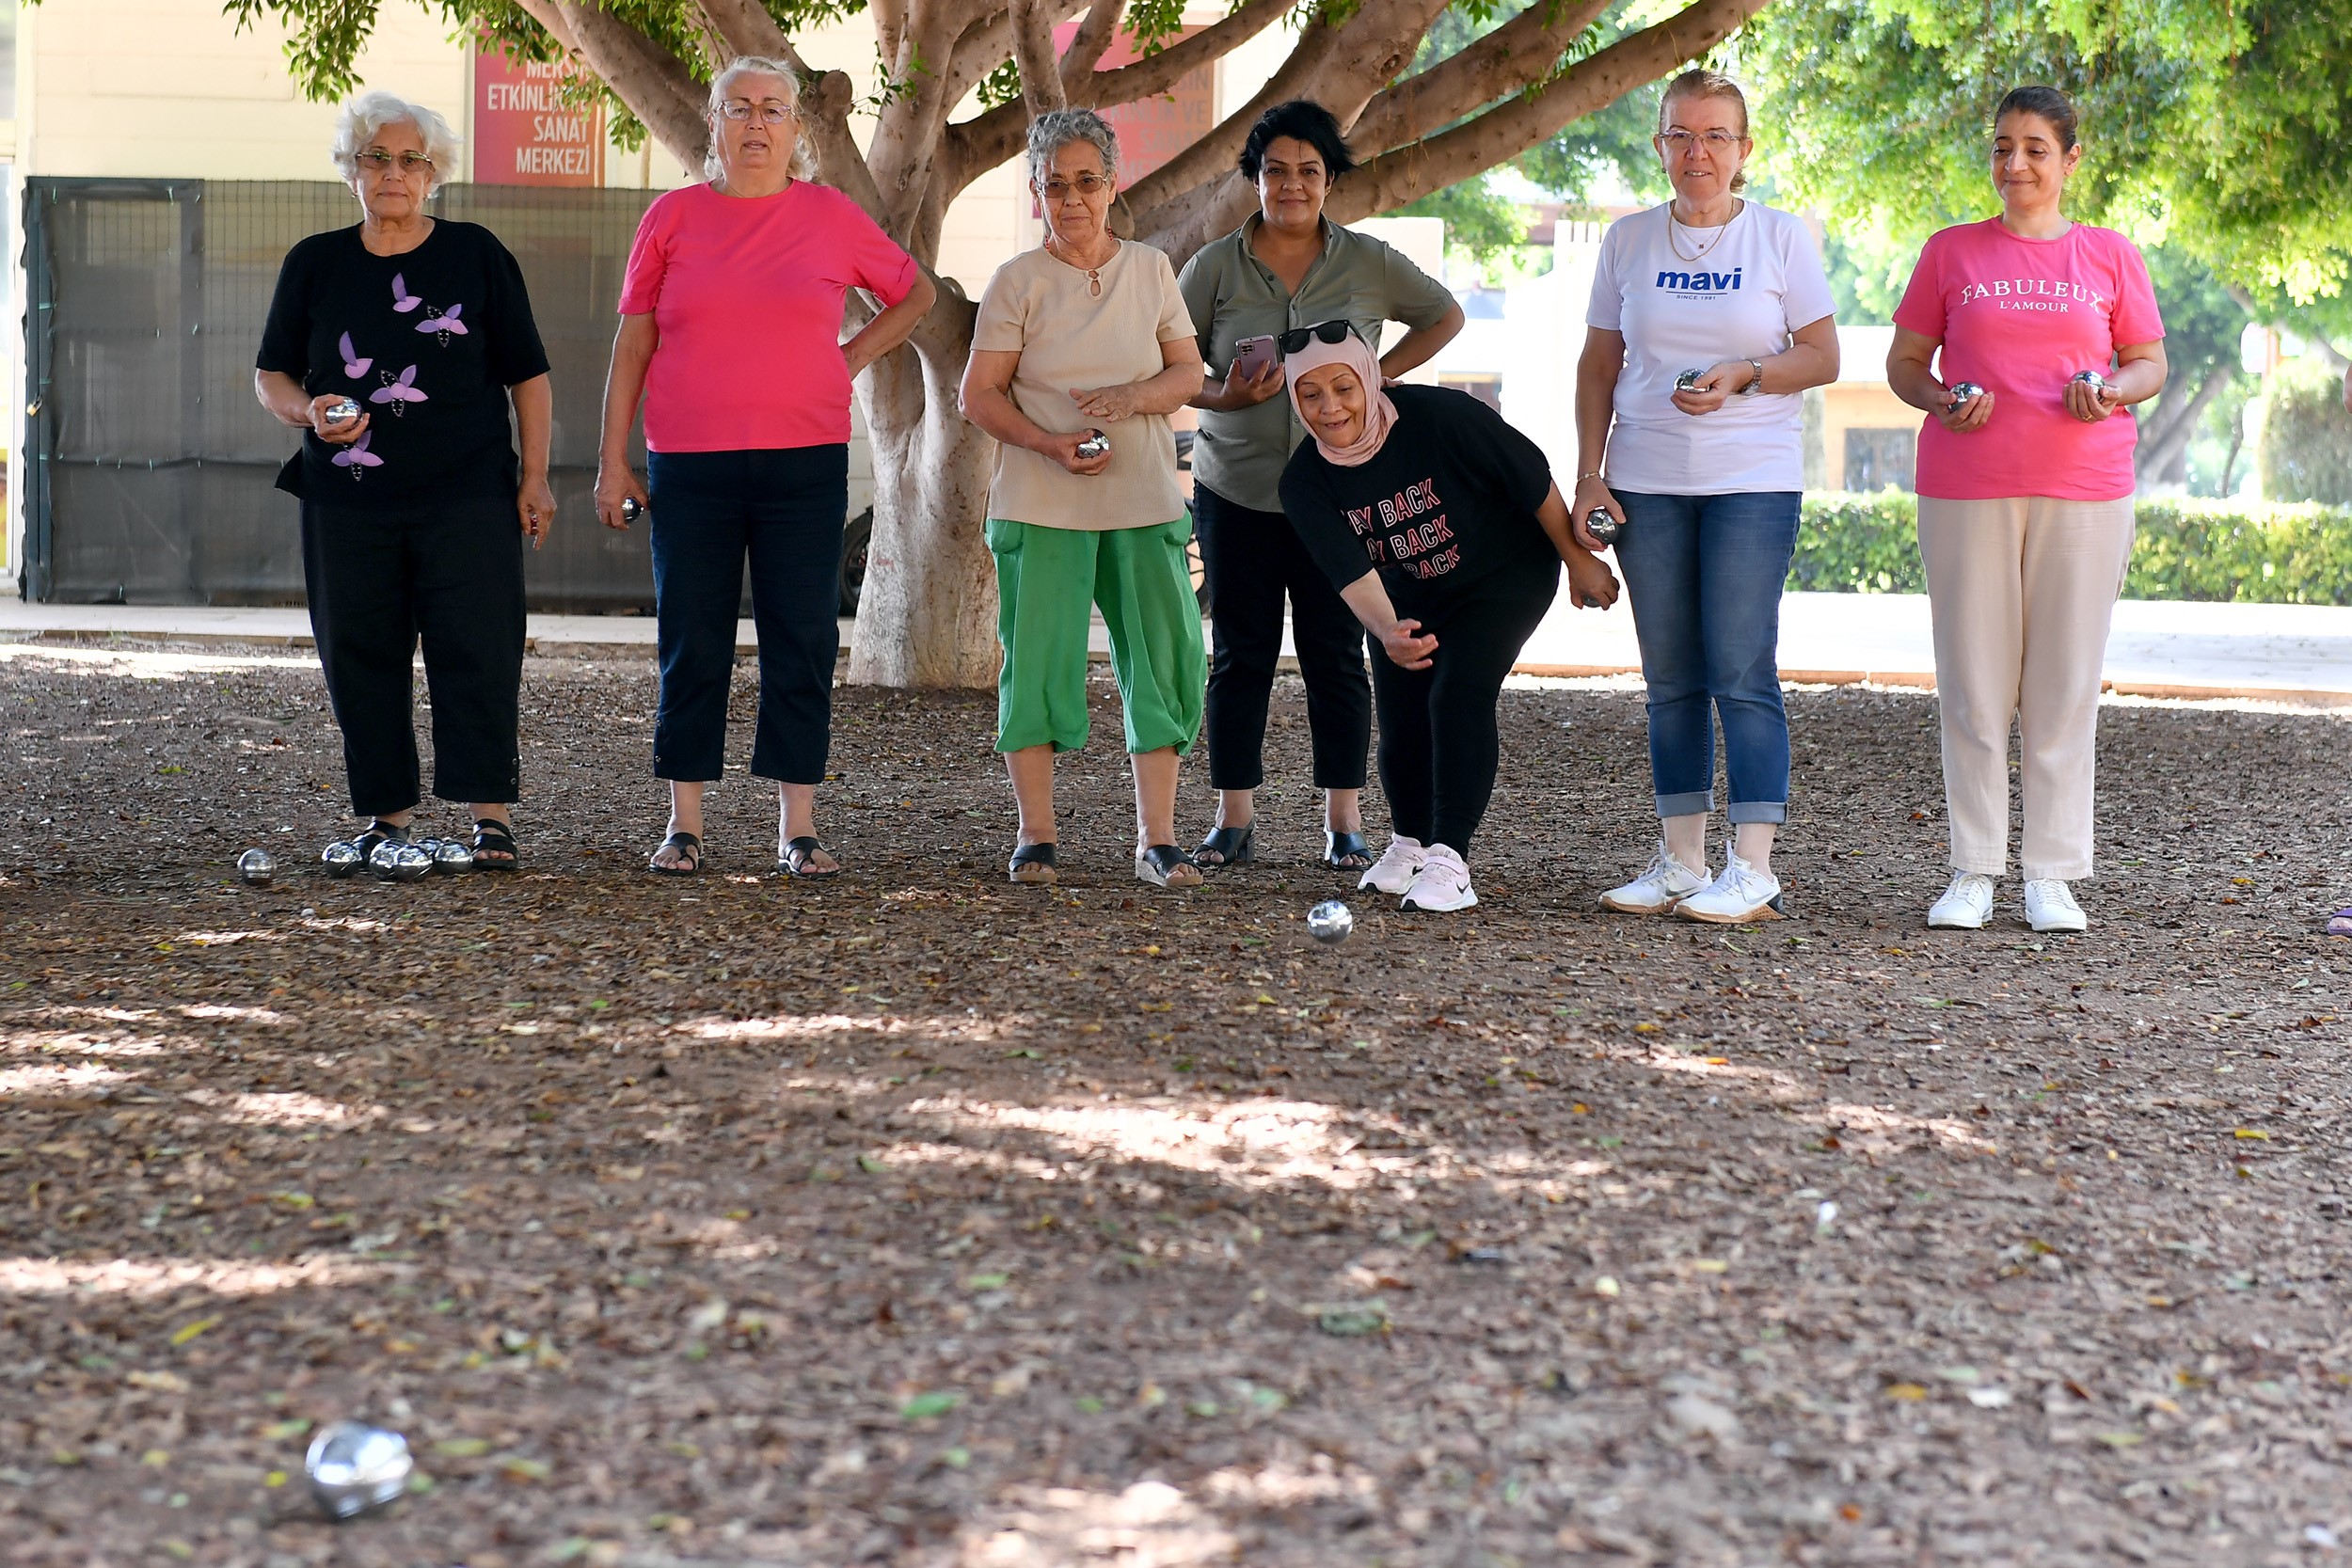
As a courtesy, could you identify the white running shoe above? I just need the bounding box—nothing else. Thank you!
[2024,878,2088,934]
[1927,872,1994,930]
[1359,834,1427,896]
[1674,850,1784,924]
[1599,840,1710,914]
[1400,843,1478,912]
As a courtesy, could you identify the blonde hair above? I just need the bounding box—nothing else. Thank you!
[331,90,462,198]
[1658,68,1751,193]
[706,56,817,182]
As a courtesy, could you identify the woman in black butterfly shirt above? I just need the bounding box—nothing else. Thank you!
[1279,325,1619,912]
[254,90,552,870]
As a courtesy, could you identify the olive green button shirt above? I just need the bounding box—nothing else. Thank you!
[1176,214,1457,514]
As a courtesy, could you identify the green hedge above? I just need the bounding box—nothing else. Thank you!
[1789,492,2352,604]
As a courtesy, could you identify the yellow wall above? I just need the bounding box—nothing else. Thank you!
[1821,382,1918,491]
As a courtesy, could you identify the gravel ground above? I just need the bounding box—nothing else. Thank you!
[3,637,2351,1568]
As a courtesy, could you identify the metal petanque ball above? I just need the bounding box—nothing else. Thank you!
[620,496,644,525]
[1673,368,1704,393]
[2072,369,2114,399]
[237,848,276,887]
[369,840,405,879]
[304,1420,411,1521]
[1582,505,1622,546]
[1075,428,1111,460]
[388,844,433,882]
[1306,899,1355,945]
[322,841,363,879]
[324,398,361,426]
[433,839,475,873]
[1945,381,1985,411]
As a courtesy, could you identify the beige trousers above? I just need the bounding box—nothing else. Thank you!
[1915,495,2135,881]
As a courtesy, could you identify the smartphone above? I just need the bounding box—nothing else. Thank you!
[1231,334,1279,381]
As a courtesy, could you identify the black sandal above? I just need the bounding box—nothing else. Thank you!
[1009,842,1057,885]
[353,819,408,858]
[470,817,519,871]
[1194,823,1254,868]
[1135,844,1200,889]
[1324,830,1372,871]
[778,836,840,879]
[647,831,701,877]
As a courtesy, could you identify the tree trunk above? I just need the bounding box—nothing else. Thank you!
[846,317,1002,689]
[2135,363,2230,490]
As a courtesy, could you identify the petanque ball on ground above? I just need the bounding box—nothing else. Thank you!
[433,839,475,873]
[321,842,363,879]
[368,840,405,879]
[304,1420,411,1521]
[389,844,433,882]
[236,848,275,886]
[1307,899,1355,945]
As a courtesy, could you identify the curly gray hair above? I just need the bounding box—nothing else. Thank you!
[1026,108,1120,187]
[331,90,462,198]
[706,56,818,182]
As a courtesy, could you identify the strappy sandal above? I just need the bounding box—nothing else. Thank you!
[778,836,841,879]
[1135,844,1200,889]
[647,831,701,877]
[1194,823,1254,868]
[1009,842,1057,885]
[353,819,408,859]
[470,816,519,872]
[1323,829,1373,871]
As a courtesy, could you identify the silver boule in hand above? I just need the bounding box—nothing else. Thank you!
[1582,506,1622,546]
[324,398,361,426]
[1075,429,1111,460]
[305,1420,412,1521]
[237,848,276,887]
[1673,369,1704,393]
[1945,381,1985,411]
[1307,899,1355,945]
[620,497,644,525]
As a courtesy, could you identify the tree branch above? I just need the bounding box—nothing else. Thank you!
[1057,0,1125,90]
[546,1,712,177]
[1009,0,1070,114]
[1325,0,1772,222]
[1349,0,1615,158]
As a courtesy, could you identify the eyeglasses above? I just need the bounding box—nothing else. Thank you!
[719,100,798,125]
[1039,173,1112,200]
[1657,130,1745,153]
[355,150,435,175]
[1277,320,1357,355]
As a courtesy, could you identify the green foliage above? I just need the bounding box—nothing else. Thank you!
[1788,490,2352,603]
[2256,360,2352,505]
[1396,175,1527,268]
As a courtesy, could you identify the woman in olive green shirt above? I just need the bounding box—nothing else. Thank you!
[1179,101,1464,874]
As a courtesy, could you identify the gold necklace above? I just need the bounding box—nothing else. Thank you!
[1666,198,1741,263]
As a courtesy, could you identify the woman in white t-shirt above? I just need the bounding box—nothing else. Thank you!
[1573,69,1839,925]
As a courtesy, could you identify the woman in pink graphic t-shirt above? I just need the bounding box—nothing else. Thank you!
[593,56,935,880]
[1886,85,2167,940]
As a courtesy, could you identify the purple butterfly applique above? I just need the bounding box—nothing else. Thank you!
[369,365,428,416]
[339,331,372,378]
[390,273,423,313]
[416,302,468,345]
[331,430,383,479]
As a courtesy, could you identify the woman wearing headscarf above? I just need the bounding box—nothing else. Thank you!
[1279,325,1620,911]
[960,109,1209,890]
[598,56,935,879]
[255,89,550,871]
[1179,100,1463,874]
[1887,85,2166,935]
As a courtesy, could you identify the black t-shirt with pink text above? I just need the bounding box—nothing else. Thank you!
[1279,385,1557,613]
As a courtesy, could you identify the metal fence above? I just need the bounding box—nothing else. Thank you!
[20,177,663,609]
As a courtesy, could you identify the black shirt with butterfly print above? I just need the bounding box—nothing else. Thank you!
[257,220,550,510]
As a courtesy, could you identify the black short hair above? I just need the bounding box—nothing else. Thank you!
[1238,100,1359,182]
[1994,85,2078,151]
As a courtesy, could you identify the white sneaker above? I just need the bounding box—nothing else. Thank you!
[2023,878,2088,934]
[1599,840,1710,914]
[1400,844,1477,912]
[1674,850,1784,924]
[1359,834,1426,895]
[1927,872,1994,930]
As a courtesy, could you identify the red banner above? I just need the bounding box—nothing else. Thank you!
[472,52,604,187]
[1049,24,1215,188]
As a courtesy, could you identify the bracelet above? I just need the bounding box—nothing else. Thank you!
[1576,469,1604,483]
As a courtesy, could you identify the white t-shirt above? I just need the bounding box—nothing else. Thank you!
[1585,200,1836,495]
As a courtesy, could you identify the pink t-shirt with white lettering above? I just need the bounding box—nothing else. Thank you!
[1893,218,2164,501]
[618,181,919,452]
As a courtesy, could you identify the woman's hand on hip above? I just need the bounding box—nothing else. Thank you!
[517,474,556,550]
[1570,474,1621,552]
[309,395,370,444]
[1670,362,1742,417]
[596,465,648,531]
[1041,431,1113,477]
[1069,384,1138,423]
[1565,550,1620,610]
[1377,618,1438,671]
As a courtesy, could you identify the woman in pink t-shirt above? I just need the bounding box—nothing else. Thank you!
[595,56,935,879]
[1886,85,2167,938]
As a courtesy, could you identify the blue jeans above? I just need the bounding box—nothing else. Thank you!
[1613,490,1800,825]
[647,445,847,784]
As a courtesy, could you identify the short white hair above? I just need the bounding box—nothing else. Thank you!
[705,56,817,182]
[1027,108,1120,187]
[331,90,462,197]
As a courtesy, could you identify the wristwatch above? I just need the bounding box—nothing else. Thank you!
[1740,357,1766,395]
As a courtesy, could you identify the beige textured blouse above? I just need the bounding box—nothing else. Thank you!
[971,241,1196,531]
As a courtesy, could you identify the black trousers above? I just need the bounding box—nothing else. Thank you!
[1373,560,1558,857]
[1195,483,1372,791]
[301,494,525,817]
[647,445,847,784]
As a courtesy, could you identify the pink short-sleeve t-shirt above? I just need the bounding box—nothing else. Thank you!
[1893,218,2164,501]
[618,181,919,452]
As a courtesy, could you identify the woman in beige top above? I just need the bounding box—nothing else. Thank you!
[960,109,1210,889]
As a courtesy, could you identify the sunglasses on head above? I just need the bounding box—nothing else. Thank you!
[1278,320,1358,355]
